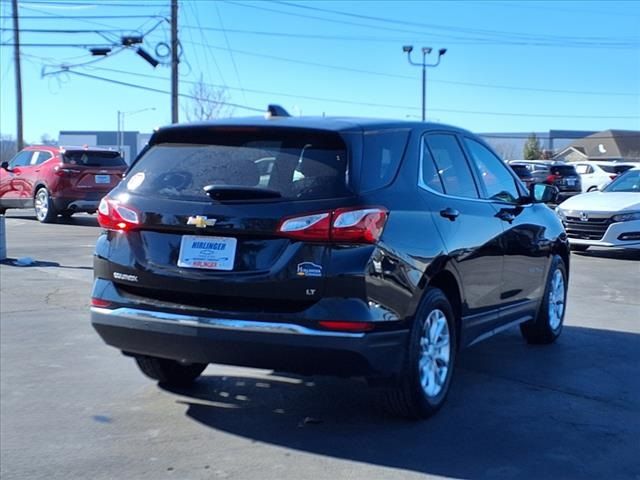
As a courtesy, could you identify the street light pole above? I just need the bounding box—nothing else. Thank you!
[402,46,447,122]
[116,107,156,162]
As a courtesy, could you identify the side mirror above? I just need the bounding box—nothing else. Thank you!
[529,183,558,204]
[0,161,9,171]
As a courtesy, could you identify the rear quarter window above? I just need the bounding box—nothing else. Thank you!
[360,130,409,191]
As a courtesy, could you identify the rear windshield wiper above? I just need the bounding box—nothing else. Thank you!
[203,185,283,202]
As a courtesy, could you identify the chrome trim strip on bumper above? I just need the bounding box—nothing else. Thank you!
[91,307,366,338]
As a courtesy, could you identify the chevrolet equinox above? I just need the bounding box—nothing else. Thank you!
[91,111,569,418]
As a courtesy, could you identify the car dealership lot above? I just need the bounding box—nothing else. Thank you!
[1,211,639,480]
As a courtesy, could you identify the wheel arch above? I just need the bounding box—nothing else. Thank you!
[422,263,464,351]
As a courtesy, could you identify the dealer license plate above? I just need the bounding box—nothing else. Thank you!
[177,235,237,271]
[95,174,111,184]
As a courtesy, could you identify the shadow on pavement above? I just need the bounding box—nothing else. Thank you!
[5,213,99,228]
[0,258,93,270]
[160,326,640,479]
[572,248,640,261]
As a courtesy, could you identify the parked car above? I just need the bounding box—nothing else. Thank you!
[556,167,640,251]
[574,161,637,192]
[508,163,535,189]
[90,112,569,419]
[509,160,581,202]
[0,145,127,222]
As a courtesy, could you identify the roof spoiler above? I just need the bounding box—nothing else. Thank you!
[266,104,291,118]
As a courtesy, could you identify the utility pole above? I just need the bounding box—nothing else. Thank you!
[11,0,23,149]
[171,0,178,124]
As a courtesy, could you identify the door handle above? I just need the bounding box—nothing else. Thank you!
[496,210,515,223]
[440,207,460,221]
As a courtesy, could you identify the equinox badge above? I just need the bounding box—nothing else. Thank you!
[187,216,217,228]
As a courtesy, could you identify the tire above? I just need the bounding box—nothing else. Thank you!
[34,187,57,223]
[570,244,589,252]
[587,186,598,192]
[520,255,567,344]
[381,288,457,419]
[134,355,206,386]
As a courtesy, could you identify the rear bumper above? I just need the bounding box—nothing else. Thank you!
[91,306,409,378]
[53,198,100,212]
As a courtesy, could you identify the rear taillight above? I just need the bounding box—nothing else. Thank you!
[277,207,388,244]
[97,197,140,231]
[610,174,617,180]
[54,164,81,176]
[546,174,559,184]
[90,298,113,308]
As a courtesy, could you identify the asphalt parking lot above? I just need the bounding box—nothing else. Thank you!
[1,211,639,480]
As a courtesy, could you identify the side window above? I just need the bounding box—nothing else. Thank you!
[464,138,520,203]
[361,130,409,191]
[420,138,444,193]
[34,151,53,165]
[424,134,479,198]
[9,151,33,168]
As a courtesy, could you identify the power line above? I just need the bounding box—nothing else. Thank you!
[8,0,168,6]
[178,27,638,97]
[214,1,246,103]
[76,65,639,120]
[0,14,166,19]
[225,0,640,49]
[42,69,265,113]
[185,1,227,87]
[273,0,640,46]
[180,39,640,97]
[1,27,144,33]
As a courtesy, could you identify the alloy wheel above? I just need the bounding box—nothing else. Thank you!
[418,308,451,398]
[548,269,565,330]
[34,190,49,222]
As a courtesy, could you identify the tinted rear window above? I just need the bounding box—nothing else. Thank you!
[126,129,350,201]
[510,165,532,177]
[360,130,409,191]
[64,151,126,167]
[599,164,634,174]
[549,165,577,176]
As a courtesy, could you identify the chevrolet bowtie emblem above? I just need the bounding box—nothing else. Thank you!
[187,216,216,228]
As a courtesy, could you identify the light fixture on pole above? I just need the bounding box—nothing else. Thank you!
[402,46,447,121]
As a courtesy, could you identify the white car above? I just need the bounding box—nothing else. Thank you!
[556,168,640,251]
[573,161,638,192]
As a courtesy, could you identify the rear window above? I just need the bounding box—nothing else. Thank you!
[599,164,634,174]
[549,165,577,176]
[360,130,409,191]
[64,151,126,167]
[510,165,532,177]
[126,129,350,201]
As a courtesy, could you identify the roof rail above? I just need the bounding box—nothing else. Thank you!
[266,104,291,118]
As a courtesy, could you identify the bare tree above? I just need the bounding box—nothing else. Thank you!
[183,75,233,122]
[40,133,58,146]
[0,135,17,163]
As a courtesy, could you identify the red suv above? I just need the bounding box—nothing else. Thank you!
[0,145,126,222]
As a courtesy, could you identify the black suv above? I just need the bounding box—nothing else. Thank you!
[91,113,569,418]
[509,160,581,203]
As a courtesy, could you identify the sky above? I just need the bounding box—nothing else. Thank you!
[0,0,639,143]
